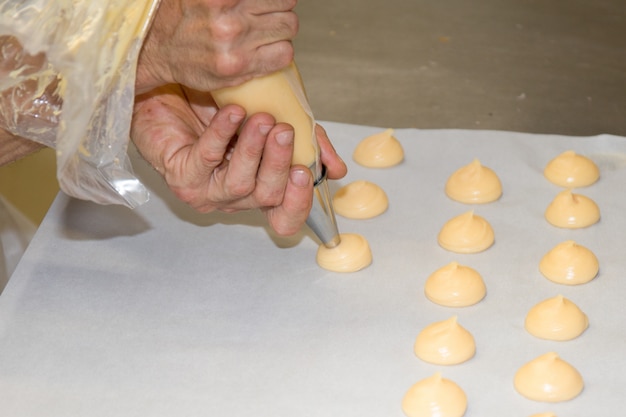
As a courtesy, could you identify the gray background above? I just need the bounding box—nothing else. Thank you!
[294,0,625,136]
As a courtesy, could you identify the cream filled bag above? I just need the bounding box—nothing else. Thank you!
[0,0,160,207]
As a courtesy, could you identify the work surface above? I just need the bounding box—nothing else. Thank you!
[2,122,626,416]
[294,0,626,136]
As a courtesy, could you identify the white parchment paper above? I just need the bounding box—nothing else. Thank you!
[1,122,625,417]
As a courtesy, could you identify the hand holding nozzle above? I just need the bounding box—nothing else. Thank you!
[212,62,346,247]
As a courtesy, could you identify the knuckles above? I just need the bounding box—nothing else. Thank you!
[256,188,285,208]
[208,16,248,78]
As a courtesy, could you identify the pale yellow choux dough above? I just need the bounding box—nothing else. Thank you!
[544,150,599,188]
[402,372,467,417]
[212,62,317,168]
[414,316,476,365]
[445,159,502,204]
[514,352,584,402]
[529,413,557,417]
[316,233,372,272]
[332,180,388,219]
[425,262,486,307]
[353,128,404,168]
[438,211,495,253]
[539,240,599,285]
[545,189,600,228]
[525,295,589,341]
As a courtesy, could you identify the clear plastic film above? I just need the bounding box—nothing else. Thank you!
[0,0,161,208]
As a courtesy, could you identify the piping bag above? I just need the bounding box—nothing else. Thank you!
[212,61,341,248]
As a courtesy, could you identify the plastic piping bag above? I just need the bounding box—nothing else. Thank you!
[0,0,161,207]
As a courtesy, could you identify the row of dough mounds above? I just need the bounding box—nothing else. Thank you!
[315,128,403,272]
[402,156,499,417]
[514,151,600,407]
[401,149,601,417]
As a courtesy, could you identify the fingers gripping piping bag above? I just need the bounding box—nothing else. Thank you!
[212,62,341,248]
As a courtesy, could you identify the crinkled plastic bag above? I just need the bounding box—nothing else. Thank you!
[0,0,160,207]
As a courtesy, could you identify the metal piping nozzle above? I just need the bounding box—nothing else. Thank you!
[306,165,341,248]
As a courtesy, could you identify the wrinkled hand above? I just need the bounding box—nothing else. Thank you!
[136,0,298,94]
[131,85,347,235]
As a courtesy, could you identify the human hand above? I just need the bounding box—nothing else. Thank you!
[131,85,346,235]
[136,0,298,94]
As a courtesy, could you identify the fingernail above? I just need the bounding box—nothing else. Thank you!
[276,129,294,147]
[259,124,273,135]
[229,112,245,124]
[290,168,311,187]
